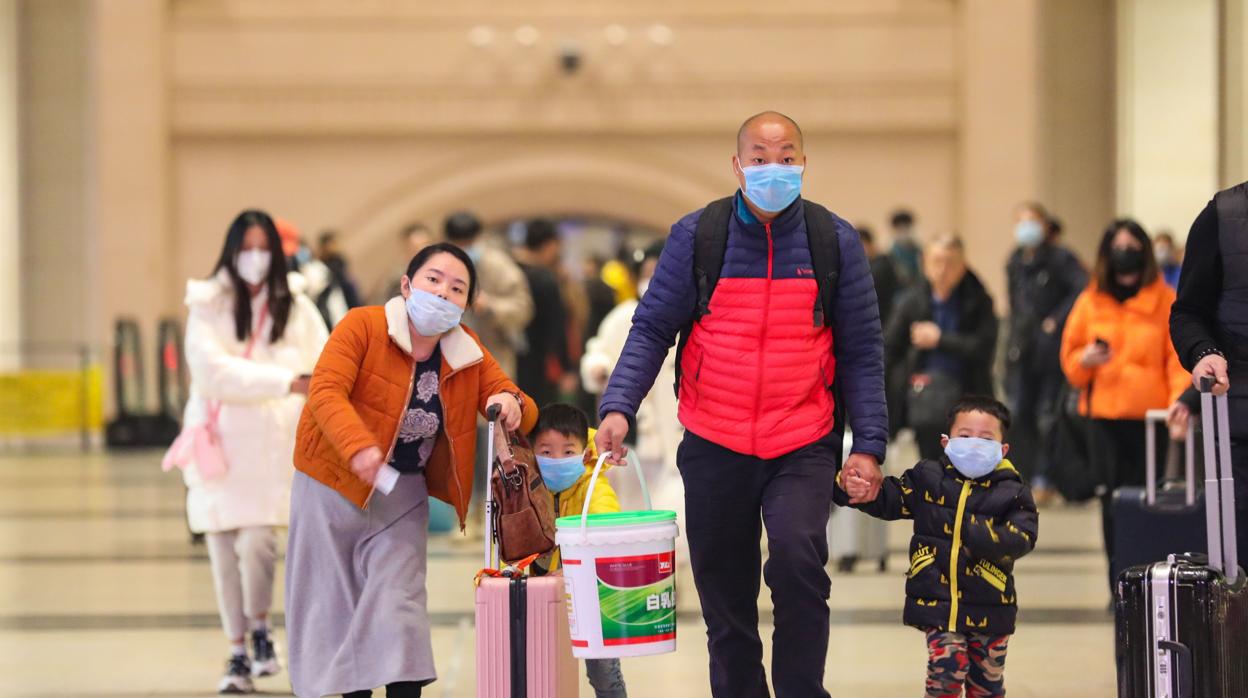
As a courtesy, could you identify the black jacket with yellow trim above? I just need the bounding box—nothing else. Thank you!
[849,456,1038,635]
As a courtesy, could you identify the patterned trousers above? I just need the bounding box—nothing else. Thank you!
[924,628,1010,697]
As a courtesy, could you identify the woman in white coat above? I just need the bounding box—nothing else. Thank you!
[181,209,328,694]
[580,243,686,560]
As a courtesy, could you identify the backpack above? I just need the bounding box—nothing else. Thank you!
[674,196,844,390]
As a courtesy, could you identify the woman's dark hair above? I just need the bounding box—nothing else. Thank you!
[1093,218,1158,291]
[945,395,1012,437]
[529,402,590,444]
[212,209,292,344]
[405,242,478,305]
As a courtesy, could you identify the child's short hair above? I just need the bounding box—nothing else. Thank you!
[945,395,1012,436]
[530,403,590,445]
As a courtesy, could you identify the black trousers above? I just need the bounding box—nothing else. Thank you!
[344,682,422,698]
[1005,360,1063,484]
[1093,419,1163,589]
[678,431,837,698]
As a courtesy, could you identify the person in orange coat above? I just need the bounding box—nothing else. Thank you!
[1060,219,1189,589]
[284,242,538,698]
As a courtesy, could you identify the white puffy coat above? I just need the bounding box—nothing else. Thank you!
[181,271,329,533]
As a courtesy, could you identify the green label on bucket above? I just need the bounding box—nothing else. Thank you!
[595,552,676,646]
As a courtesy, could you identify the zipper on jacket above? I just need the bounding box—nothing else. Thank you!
[440,358,483,532]
[365,359,418,510]
[752,223,775,454]
[947,479,973,630]
[384,361,418,465]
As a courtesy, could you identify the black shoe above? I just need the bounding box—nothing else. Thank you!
[835,555,858,574]
[218,653,254,694]
[251,629,281,678]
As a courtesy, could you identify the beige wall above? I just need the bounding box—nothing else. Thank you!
[1224,0,1248,187]
[18,0,89,349]
[17,0,1118,414]
[1039,0,1117,262]
[1117,0,1220,239]
[0,0,17,367]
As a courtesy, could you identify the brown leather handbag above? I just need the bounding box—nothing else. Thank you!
[489,413,557,563]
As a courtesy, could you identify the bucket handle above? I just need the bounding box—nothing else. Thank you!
[579,451,653,538]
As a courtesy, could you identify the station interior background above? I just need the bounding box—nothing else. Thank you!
[1,1,1247,696]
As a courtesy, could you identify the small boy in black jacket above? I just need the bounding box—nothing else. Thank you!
[841,395,1039,698]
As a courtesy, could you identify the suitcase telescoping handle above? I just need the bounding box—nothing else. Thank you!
[1144,409,1196,507]
[1199,377,1239,583]
[485,404,502,570]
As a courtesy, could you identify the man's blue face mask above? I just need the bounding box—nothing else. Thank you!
[740,162,804,213]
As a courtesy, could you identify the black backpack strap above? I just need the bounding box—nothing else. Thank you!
[675,197,734,397]
[692,197,735,321]
[804,200,842,327]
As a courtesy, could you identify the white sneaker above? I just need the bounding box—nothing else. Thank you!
[250,629,281,678]
[218,653,254,694]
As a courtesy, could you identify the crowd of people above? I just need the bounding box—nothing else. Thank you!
[164,110,1246,698]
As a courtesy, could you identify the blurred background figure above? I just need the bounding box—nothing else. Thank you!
[887,208,923,290]
[175,209,327,693]
[1153,230,1183,289]
[515,218,575,408]
[442,210,533,378]
[1060,219,1189,590]
[885,235,998,460]
[1004,201,1088,502]
[311,230,362,329]
[376,222,435,303]
[858,225,903,436]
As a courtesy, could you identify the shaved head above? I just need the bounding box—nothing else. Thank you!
[737,111,804,154]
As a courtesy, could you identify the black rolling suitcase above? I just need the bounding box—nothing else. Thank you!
[1116,379,1248,697]
[1110,411,1205,586]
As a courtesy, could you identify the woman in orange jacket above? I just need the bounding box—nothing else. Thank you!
[1060,219,1188,588]
[284,243,537,698]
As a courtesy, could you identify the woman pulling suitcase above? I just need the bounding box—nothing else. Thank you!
[284,243,538,697]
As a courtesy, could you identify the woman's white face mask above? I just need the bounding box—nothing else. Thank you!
[236,250,272,286]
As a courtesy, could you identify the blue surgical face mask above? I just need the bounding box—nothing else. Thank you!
[1015,220,1045,249]
[740,163,804,213]
[405,287,464,337]
[537,453,587,493]
[944,437,1004,480]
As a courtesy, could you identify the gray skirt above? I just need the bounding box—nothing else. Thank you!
[285,470,435,697]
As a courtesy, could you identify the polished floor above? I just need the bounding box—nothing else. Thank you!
[0,446,1116,697]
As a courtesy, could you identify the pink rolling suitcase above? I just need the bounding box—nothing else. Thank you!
[475,406,579,698]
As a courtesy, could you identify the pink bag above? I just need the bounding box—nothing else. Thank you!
[161,304,267,481]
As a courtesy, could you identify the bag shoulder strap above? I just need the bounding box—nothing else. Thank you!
[692,197,735,321]
[804,200,842,328]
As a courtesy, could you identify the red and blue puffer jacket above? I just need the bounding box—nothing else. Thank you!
[599,193,888,461]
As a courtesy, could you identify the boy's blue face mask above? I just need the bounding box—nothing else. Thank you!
[944,437,1003,480]
[537,453,587,493]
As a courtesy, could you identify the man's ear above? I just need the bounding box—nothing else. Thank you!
[1001,443,1010,458]
[940,433,950,450]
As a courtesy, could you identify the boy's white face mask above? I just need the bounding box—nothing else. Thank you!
[944,436,1003,479]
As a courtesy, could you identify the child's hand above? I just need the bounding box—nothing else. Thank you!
[838,472,877,502]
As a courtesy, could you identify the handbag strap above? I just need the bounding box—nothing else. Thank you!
[205,301,270,426]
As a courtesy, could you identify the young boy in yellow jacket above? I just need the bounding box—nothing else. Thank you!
[530,403,627,698]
